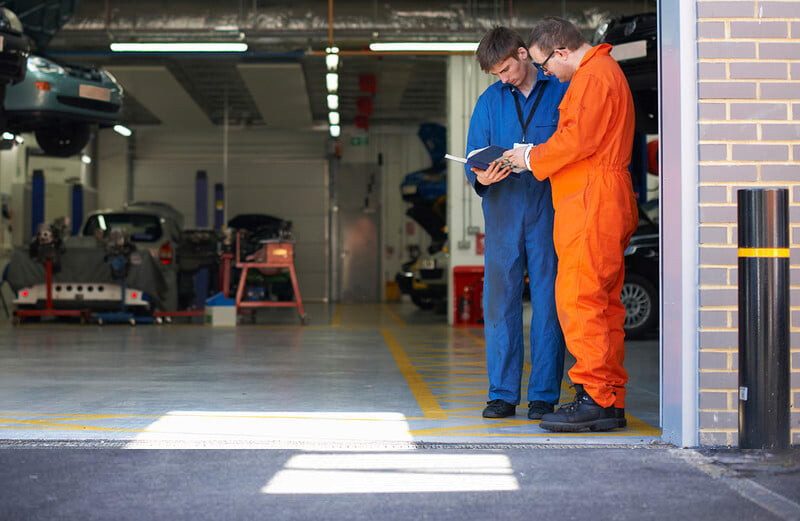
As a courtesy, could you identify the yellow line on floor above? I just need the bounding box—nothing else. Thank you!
[409,420,535,435]
[331,304,342,327]
[381,329,447,419]
[381,304,407,328]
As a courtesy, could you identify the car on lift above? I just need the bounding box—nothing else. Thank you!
[3,54,123,156]
[0,7,30,104]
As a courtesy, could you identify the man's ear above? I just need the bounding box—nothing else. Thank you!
[516,46,529,61]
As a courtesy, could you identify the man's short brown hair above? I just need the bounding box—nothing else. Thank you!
[476,26,526,72]
[526,17,587,53]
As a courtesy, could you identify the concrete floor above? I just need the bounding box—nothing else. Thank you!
[2,302,799,521]
[0,301,659,445]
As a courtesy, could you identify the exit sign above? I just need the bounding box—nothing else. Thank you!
[350,137,369,146]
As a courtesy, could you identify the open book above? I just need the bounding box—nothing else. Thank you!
[445,145,525,178]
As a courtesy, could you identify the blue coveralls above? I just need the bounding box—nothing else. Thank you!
[465,70,568,405]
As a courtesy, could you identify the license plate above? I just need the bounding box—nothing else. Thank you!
[79,84,110,102]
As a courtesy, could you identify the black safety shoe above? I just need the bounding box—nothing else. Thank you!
[615,408,627,428]
[527,401,554,420]
[482,399,516,418]
[539,385,618,432]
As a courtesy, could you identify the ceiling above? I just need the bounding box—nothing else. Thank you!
[40,0,655,130]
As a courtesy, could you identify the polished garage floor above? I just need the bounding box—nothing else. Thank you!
[0,302,659,446]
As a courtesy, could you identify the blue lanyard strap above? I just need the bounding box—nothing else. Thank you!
[513,82,546,143]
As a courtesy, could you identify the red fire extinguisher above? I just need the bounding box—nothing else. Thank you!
[459,285,472,324]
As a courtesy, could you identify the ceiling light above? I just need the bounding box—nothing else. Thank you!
[328,112,340,125]
[330,125,341,138]
[326,53,339,71]
[326,73,339,93]
[14,135,23,144]
[369,42,478,52]
[81,154,92,164]
[110,42,248,53]
[2,132,14,140]
[325,46,339,54]
[113,125,133,137]
[327,94,339,111]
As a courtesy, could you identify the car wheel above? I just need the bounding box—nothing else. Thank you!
[34,123,91,157]
[621,273,658,339]
[411,294,435,310]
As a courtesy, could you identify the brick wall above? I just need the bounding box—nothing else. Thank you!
[696,0,800,446]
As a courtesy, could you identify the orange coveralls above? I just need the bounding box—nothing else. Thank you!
[527,43,638,408]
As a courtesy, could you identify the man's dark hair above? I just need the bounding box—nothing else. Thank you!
[476,26,526,72]
[526,17,587,52]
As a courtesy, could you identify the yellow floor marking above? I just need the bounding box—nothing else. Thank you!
[382,329,447,419]
[458,328,485,343]
[409,420,535,435]
[432,391,484,398]
[416,369,486,375]
[437,399,487,405]
[381,303,407,328]
[331,304,342,327]
[438,406,485,413]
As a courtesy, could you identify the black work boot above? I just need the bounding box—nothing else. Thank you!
[539,385,619,432]
[615,408,627,428]
[527,401,554,420]
[482,399,516,418]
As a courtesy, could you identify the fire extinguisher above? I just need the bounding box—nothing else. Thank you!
[459,285,472,324]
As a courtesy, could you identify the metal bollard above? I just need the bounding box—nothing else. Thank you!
[737,188,790,450]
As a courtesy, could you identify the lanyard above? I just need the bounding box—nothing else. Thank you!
[513,82,546,144]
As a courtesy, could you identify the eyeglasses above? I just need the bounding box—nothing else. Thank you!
[533,47,565,73]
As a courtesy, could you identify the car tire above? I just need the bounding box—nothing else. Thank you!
[621,273,658,339]
[34,123,91,157]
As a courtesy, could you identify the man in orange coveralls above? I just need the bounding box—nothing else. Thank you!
[504,17,638,432]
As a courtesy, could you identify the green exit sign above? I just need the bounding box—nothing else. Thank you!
[350,137,369,146]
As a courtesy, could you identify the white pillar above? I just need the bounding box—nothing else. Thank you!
[447,56,492,325]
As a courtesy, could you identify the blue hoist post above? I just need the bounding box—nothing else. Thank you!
[214,183,224,230]
[195,170,208,228]
[71,184,83,235]
[31,170,45,238]
[737,188,790,450]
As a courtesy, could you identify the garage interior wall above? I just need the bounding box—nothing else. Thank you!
[339,127,434,300]
[695,0,800,446]
[97,128,329,301]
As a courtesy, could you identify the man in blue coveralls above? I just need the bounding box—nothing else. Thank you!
[466,26,568,419]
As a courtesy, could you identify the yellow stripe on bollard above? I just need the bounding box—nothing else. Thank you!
[737,248,790,258]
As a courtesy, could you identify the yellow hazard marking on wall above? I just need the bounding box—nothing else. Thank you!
[737,247,790,258]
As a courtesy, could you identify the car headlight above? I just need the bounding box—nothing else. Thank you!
[27,56,66,75]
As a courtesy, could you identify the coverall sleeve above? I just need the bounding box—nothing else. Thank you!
[527,73,615,181]
[464,94,491,197]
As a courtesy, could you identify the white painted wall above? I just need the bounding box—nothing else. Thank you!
[340,126,434,299]
[447,55,493,323]
[97,126,330,300]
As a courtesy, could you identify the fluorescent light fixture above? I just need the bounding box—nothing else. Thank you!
[369,42,479,52]
[81,154,92,164]
[14,135,23,144]
[326,53,339,71]
[328,112,340,125]
[326,73,338,93]
[327,94,339,111]
[110,42,248,53]
[330,125,341,138]
[113,125,133,137]
[2,132,14,140]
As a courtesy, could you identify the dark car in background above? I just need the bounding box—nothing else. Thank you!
[623,200,659,339]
